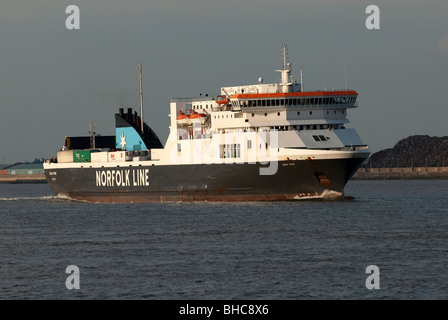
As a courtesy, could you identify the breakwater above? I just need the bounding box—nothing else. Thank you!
[353,167,448,180]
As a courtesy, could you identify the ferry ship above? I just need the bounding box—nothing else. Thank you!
[44,45,370,203]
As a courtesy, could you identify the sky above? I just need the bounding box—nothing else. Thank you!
[0,0,447,163]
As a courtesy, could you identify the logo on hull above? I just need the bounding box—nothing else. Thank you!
[95,168,149,187]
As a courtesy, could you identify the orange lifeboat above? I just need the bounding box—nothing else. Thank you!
[189,110,208,125]
[216,95,230,105]
[176,111,191,125]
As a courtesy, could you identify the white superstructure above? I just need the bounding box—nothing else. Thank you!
[158,44,369,167]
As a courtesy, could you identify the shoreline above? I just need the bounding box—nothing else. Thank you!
[0,174,46,184]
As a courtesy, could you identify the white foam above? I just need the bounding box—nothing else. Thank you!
[0,195,58,201]
[293,190,343,200]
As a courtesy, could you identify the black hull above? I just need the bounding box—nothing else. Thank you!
[45,158,365,203]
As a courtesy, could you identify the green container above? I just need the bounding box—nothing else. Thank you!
[73,150,91,162]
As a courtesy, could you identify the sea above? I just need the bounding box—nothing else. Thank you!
[1,179,447,301]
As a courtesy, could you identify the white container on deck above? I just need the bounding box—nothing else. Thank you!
[108,151,132,162]
[91,151,109,163]
[57,150,74,163]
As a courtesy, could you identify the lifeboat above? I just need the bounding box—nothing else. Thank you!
[189,110,209,125]
[216,95,230,105]
[176,111,191,125]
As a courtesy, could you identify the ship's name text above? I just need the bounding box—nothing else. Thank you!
[95,169,149,187]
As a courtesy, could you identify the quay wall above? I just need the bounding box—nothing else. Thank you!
[352,167,448,180]
[0,174,46,184]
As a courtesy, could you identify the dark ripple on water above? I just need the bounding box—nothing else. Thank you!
[1,181,448,299]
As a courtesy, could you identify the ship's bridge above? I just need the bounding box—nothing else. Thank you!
[228,90,358,111]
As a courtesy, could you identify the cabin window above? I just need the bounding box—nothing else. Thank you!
[247,140,252,149]
[220,144,241,158]
[265,113,267,116]
[277,112,280,116]
[297,111,300,115]
[177,143,181,152]
[252,113,254,117]
[310,111,312,115]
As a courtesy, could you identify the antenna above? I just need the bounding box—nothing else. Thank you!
[276,43,292,93]
[138,63,144,134]
[300,67,303,92]
[89,121,95,149]
[282,43,288,70]
[343,58,348,90]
